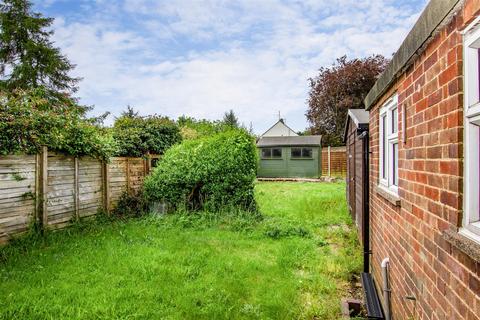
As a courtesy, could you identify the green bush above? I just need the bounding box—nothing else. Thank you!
[112,190,149,218]
[177,116,228,140]
[144,130,258,212]
[0,88,116,160]
[113,110,182,157]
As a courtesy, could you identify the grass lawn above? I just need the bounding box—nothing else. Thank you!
[0,182,361,319]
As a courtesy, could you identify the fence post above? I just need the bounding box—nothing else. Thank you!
[126,158,130,194]
[102,161,110,214]
[328,146,331,177]
[145,152,151,175]
[74,157,80,220]
[38,146,48,229]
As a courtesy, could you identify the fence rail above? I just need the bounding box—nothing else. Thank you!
[321,146,347,178]
[0,148,158,244]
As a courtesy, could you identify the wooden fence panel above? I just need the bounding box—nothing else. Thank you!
[321,146,347,178]
[0,156,36,244]
[108,158,128,209]
[0,150,157,243]
[47,154,75,229]
[78,157,102,218]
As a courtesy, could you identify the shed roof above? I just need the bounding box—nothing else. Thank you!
[343,109,369,143]
[348,109,369,126]
[364,0,461,110]
[257,136,322,147]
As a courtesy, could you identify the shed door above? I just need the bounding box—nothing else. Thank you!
[348,134,356,221]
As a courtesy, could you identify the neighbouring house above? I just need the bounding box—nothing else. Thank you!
[354,0,480,319]
[256,120,321,178]
[259,118,298,137]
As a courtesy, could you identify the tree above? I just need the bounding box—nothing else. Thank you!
[113,107,182,157]
[306,55,389,146]
[0,0,79,94]
[222,109,239,128]
[0,88,116,160]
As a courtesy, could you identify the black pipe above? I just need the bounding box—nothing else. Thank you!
[359,130,370,273]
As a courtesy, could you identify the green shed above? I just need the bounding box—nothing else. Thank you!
[256,136,322,178]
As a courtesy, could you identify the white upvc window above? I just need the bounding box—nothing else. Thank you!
[379,94,399,194]
[462,18,480,240]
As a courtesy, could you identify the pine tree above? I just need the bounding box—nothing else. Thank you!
[222,109,239,128]
[0,0,79,94]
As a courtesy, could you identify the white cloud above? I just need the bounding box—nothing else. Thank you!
[46,0,427,133]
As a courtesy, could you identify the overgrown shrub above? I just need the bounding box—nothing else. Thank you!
[144,130,258,212]
[0,88,116,160]
[177,116,228,140]
[112,190,149,218]
[113,109,182,157]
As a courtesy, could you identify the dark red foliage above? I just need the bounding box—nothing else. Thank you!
[306,55,389,146]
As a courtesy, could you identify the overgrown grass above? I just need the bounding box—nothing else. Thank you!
[0,182,361,319]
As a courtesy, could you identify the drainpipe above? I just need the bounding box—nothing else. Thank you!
[382,257,391,320]
[359,130,370,273]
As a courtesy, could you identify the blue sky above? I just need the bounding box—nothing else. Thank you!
[35,0,427,134]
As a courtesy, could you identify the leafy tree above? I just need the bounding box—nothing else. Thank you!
[222,109,239,128]
[0,88,116,160]
[306,55,389,146]
[0,0,79,94]
[113,107,182,157]
[177,116,226,140]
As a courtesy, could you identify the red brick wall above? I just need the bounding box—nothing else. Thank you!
[369,2,480,319]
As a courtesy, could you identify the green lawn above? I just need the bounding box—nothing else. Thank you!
[0,182,361,320]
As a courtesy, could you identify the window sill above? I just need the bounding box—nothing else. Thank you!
[375,185,401,207]
[443,229,480,262]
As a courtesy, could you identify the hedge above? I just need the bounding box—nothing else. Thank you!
[144,130,257,212]
[113,114,182,157]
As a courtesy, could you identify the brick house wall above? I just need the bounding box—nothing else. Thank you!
[368,1,480,319]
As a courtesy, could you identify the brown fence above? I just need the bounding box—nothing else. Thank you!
[0,147,159,244]
[321,146,347,178]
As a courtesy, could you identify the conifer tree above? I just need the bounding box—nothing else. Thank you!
[222,109,239,128]
[0,0,79,94]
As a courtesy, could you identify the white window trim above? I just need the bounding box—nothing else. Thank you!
[379,94,399,195]
[462,19,480,238]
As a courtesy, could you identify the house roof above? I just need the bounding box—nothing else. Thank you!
[343,109,369,143]
[364,0,461,110]
[260,119,298,137]
[257,135,322,147]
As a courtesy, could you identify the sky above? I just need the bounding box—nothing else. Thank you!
[34,0,428,134]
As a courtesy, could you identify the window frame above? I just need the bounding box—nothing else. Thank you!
[461,19,480,240]
[290,147,313,159]
[378,94,399,195]
[261,147,282,159]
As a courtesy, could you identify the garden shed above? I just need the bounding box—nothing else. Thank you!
[344,109,369,231]
[256,135,322,178]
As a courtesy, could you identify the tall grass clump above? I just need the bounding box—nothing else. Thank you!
[144,130,258,212]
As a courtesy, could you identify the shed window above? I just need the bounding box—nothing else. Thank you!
[461,20,480,240]
[291,147,313,159]
[379,94,398,194]
[262,148,282,159]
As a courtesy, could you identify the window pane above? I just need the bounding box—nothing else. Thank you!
[382,115,387,179]
[392,107,398,134]
[393,143,398,186]
[291,148,301,158]
[262,148,271,158]
[302,148,313,158]
[272,148,282,158]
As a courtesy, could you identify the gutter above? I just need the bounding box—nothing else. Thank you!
[364,0,461,110]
